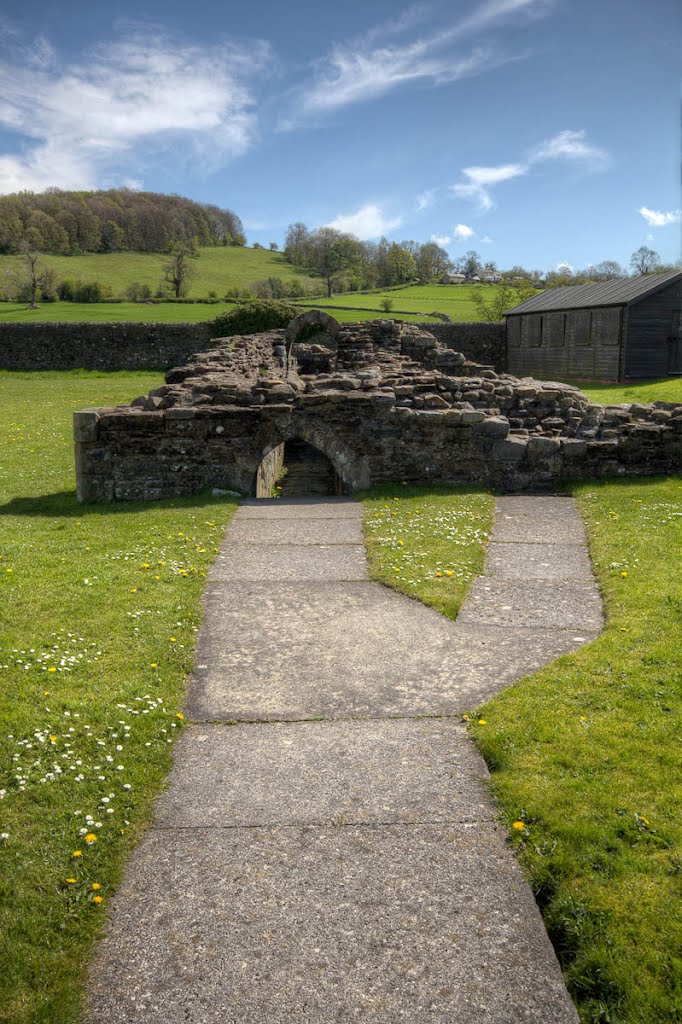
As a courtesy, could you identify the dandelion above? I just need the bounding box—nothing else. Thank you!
[150,663,157,668]
[169,637,177,643]
[477,718,487,725]
[72,850,83,858]
[65,877,77,884]
[512,821,526,831]
[84,833,97,844]
[92,895,103,904]
[176,712,184,720]
[91,882,101,891]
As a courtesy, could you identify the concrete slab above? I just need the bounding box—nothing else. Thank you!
[209,544,368,582]
[185,583,594,720]
[238,498,363,519]
[494,495,574,515]
[226,517,364,546]
[492,515,586,545]
[485,542,595,580]
[154,719,495,827]
[457,577,603,630]
[88,825,579,1024]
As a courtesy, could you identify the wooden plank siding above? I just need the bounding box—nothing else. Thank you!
[506,307,621,380]
[624,279,682,378]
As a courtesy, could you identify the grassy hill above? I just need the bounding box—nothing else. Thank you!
[0,247,320,300]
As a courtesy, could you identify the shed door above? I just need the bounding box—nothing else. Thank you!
[669,312,682,374]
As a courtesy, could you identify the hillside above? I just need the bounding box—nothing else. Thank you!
[0,246,321,300]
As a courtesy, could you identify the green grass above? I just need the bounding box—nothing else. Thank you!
[363,476,682,1022]
[0,301,238,322]
[362,484,494,619]
[0,246,318,301]
[566,377,682,406]
[0,371,238,1023]
[300,283,493,321]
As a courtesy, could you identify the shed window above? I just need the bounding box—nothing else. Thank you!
[591,308,620,346]
[542,312,565,347]
[522,315,542,347]
[567,310,591,347]
[507,317,521,348]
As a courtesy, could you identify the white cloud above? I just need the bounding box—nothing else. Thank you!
[454,223,475,239]
[480,234,494,243]
[416,188,438,212]
[431,234,451,246]
[451,163,526,210]
[285,0,550,122]
[0,32,269,193]
[451,128,608,211]
[528,129,609,169]
[326,203,401,239]
[638,206,682,227]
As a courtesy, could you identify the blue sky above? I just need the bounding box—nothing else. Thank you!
[0,0,679,272]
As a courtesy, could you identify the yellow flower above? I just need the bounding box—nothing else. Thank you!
[477,718,487,725]
[140,563,150,569]
[47,666,57,673]
[150,663,158,668]
[176,712,184,720]
[169,636,177,643]
[50,735,57,743]
[91,882,101,890]
[445,570,453,577]
[72,850,82,858]
[84,833,97,844]
[512,821,526,831]
[65,877,77,884]
[92,895,103,904]
[621,571,628,577]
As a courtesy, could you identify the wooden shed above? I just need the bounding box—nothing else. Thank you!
[505,270,682,380]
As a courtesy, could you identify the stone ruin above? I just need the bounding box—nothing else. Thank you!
[74,311,682,502]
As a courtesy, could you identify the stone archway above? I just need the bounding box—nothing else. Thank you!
[252,415,370,498]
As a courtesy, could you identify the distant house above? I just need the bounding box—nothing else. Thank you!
[482,272,502,283]
[443,272,466,284]
[505,270,682,381]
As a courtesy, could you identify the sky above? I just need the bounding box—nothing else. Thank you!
[0,0,680,272]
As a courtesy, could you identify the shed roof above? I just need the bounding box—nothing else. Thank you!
[505,269,682,315]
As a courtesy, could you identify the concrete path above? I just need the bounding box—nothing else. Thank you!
[88,495,602,1023]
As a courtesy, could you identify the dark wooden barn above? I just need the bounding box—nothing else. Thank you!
[505,270,682,381]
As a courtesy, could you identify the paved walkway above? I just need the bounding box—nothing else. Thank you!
[88,495,602,1023]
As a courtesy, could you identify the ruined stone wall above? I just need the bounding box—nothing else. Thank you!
[416,322,506,370]
[74,319,681,501]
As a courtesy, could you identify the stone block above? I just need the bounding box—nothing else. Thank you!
[474,416,509,438]
[460,410,486,425]
[492,437,527,462]
[73,410,100,443]
[527,435,561,458]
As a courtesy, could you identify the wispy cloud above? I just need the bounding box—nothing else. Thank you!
[431,234,451,246]
[0,30,269,192]
[638,206,681,227]
[528,129,608,168]
[416,188,438,212]
[451,128,609,211]
[454,223,475,239]
[284,0,551,124]
[451,164,526,211]
[326,203,401,239]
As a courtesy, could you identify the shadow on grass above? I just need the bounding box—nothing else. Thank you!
[0,489,233,518]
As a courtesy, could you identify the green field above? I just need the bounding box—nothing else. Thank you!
[0,371,238,1023]
[365,477,682,1023]
[568,377,682,406]
[304,283,490,320]
[0,246,319,301]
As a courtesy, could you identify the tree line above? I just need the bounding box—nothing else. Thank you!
[0,189,245,255]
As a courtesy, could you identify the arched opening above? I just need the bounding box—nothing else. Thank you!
[255,438,341,497]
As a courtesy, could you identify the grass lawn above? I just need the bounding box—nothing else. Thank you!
[363,476,682,1023]
[300,282,494,321]
[0,372,238,1023]
[362,484,494,619]
[568,377,682,406]
[0,302,237,323]
[0,246,318,301]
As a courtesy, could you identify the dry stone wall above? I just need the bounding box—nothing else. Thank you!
[74,318,681,501]
[0,318,506,371]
